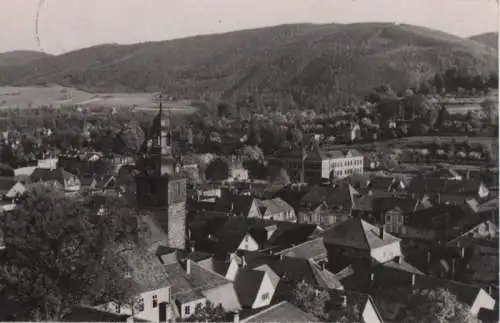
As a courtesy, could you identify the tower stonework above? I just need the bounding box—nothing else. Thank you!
[135,98,187,250]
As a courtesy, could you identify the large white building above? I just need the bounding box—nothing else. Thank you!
[268,148,364,183]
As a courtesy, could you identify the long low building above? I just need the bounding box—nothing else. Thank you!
[267,148,364,183]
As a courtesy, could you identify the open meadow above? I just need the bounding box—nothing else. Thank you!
[0,86,199,114]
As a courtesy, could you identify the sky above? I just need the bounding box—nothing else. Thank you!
[0,0,498,55]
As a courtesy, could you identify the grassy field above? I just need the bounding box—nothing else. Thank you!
[0,86,199,114]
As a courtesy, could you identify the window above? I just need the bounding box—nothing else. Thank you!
[153,295,158,308]
[135,298,145,312]
[262,293,269,301]
[184,305,191,315]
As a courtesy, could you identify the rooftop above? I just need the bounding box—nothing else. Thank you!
[240,301,321,323]
[320,218,400,251]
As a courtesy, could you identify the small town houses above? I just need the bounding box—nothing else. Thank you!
[0,105,497,323]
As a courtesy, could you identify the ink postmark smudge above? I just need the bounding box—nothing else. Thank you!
[35,0,47,53]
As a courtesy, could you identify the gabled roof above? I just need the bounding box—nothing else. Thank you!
[256,197,294,215]
[253,264,280,289]
[234,268,267,307]
[240,301,321,323]
[368,176,397,191]
[320,218,400,250]
[112,244,171,294]
[300,183,359,210]
[276,237,327,261]
[379,258,425,275]
[242,254,342,291]
[165,260,239,309]
[30,167,77,184]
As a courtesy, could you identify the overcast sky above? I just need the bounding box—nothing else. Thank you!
[1,0,498,55]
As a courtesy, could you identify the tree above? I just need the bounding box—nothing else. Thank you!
[291,281,330,320]
[205,157,230,182]
[118,122,145,156]
[0,185,141,321]
[183,301,231,322]
[402,288,478,323]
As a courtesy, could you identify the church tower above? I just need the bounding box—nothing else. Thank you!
[136,97,187,250]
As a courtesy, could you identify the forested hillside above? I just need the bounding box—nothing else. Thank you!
[0,23,497,109]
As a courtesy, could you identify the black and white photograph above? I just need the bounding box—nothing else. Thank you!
[0,0,498,322]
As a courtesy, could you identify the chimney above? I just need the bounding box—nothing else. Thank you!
[379,227,384,240]
[190,244,195,253]
[488,286,493,296]
[279,253,285,260]
[451,258,456,279]
[395,256,402,264]
[241,256,247,268]
[460,247,465,259]
[411,273,416,287]
[233,311,240,323]
[186,259,191,275]
[341,295,348,308]
[426,250,431,265]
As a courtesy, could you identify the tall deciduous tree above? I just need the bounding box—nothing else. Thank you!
[0,185,140,321]
[291,281,330,321]
[205,157,230,182]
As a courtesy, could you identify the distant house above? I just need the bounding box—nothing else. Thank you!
[320,218,402,269]
[298,182,360,226]
[255,198,296,222]
[29,167,81,194]
[240,301,321,323]
[267,148,364,183]
[407,176,490,204]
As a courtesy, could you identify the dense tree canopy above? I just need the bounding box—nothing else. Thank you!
[0,185,141,321]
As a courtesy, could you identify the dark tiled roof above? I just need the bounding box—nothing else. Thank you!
[368,176,396,191]
[29,167,77,185]
[300,183,359,210]
[241,301,321,323]
[408,176,486,196]
[165,260,231,296]
[234,268,267,307]
[112,244,171,294]
[0,176,15,195]
[320,218,400,250]
[276,237,327,261]
[352,195,373,212]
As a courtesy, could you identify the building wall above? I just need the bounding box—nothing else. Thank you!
[251,274,276,309]
[246,202,261,219]
[362,300,383,323]
[99,287,171,323]
[178,297,207,320]
[370,242,402,263]
[328,156,364,179]
[167,202,187,250]
[237,234,260,251]
[226,258,240,281]
[470,289,496,316]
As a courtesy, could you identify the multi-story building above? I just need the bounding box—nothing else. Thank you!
[267,148,364,183]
